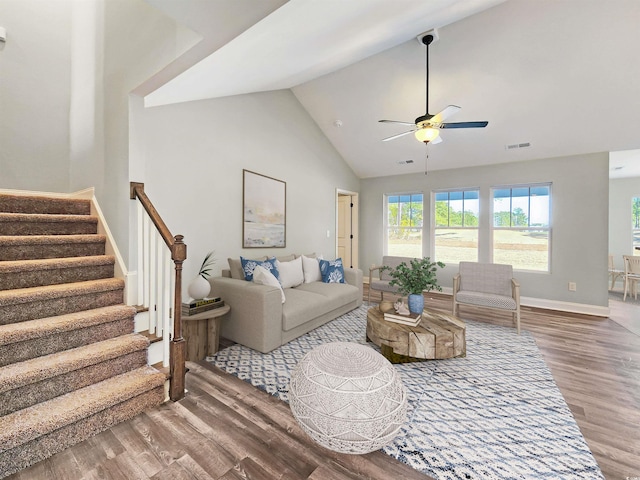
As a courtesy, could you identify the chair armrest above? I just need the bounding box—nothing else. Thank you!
[368,265,382,284]
[453,273,461,295]
[344,268,363,306]
[210,277,284,353]
[511,278,521,305]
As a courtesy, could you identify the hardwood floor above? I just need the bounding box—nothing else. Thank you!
[10,288,640,480]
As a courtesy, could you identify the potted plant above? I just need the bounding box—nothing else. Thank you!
[381,257,445,314]
[188,251,216,300]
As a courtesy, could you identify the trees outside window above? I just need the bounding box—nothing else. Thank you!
[385,194,423,257]
[434,190,479,264]
[492,185,551,271]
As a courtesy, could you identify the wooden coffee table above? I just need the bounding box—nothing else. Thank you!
[366,307,466,363]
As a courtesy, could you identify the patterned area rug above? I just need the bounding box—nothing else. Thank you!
[208,305,603,479]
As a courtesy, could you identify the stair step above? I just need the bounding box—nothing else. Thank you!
[0,194,91,216]
[0,278,124,325]
[0,255,115,290]
[0,305,136,367]
[0,366,165,478]
[0,212,98,236]
[0,234,105,261]
[0,333,150,415]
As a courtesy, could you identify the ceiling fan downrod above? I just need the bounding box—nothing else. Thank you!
[421,34,434,119]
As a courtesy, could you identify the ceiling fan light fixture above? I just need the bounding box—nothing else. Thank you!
[415,127,439,143]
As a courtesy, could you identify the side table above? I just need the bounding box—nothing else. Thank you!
[182,304,230,361]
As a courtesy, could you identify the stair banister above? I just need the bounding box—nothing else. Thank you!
[130,182,186,401]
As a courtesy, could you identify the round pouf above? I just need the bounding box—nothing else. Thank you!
[289,342,407,454]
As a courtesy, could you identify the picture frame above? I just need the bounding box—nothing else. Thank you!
[243,169,286,248]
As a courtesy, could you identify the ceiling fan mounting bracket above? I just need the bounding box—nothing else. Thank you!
[416,28,439,46]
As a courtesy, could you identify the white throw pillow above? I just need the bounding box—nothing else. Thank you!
[253,265,285,303]
[277,256,304,289]
[302,254,323,283]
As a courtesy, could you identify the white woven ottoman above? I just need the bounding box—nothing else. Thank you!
[289,342,407,454]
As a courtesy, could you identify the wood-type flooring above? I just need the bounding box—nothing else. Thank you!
[9,287,640,480]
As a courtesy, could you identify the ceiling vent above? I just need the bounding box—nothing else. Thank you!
[505,142,531,151]
[397,160,414,165]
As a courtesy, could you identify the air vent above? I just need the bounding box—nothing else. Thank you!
[505,142,531,150]
[397,160,414,165]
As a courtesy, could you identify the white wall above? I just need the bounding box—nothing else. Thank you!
[0,0,73,192]
[132,90,360,297]
[609,176,640,266]
[360,152,610,309]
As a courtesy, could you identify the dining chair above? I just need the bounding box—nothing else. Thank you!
[622,255,640,301]
[608,254,624,290]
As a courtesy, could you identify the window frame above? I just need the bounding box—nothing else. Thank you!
[432,188,480,264]
[383,192,424,258]
[490,183,552,272]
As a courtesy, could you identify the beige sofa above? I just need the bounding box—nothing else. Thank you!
[211,254,363,353]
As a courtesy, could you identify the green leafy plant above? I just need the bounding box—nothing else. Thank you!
[197,251,216,279]
[380,257,445,296]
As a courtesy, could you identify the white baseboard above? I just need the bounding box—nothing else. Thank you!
[437,287,609,317]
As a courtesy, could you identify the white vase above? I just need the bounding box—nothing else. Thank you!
[188,275,211,300]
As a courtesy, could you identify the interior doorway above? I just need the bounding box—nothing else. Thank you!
[337,190,358,269]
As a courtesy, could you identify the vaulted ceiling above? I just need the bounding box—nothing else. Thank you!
[141,0,640,179]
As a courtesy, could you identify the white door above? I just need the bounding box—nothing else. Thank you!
[337,193,358,269]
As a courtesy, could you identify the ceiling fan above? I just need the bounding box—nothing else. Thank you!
[379,31,488,144]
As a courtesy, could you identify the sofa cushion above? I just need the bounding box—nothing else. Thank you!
[301,254,322,283]
[296,281,359,305]
[277,256,304,288]
[241,256,279,282]
[319,258,345,283]
[253,265,285,303]
[282,288,337,331]
[228,256,264,280]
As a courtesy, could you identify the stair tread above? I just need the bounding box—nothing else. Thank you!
[0,304,136,346]
[0,255,115,273]
[0,194,91,215]
[0,234,105,245]
[0,333,149,393]
[0,212,98,223]
[0,366,165,452]
[0,278,124,306]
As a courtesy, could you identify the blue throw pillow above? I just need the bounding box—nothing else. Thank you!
[319,258,345,283]
[241,256,279,282]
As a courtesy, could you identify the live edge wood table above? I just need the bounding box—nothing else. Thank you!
[366,306,466,363]
[183,305,230,361]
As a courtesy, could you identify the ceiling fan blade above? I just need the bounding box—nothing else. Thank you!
[440,121,488,129]
[382,129,416,142]
[429,105,461,124]
[379,119,416,126]
[431,136,443,144]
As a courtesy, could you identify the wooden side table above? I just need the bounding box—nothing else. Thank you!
[183,304,230,361]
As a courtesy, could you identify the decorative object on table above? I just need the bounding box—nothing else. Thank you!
[188,251,216,300]
[380,257,445,314]
[289,342,407,455]
[378,300,394,313]
[393,300,410,315]
[243,169,286,248]
[181,297,225,316]
[383,311,422,327]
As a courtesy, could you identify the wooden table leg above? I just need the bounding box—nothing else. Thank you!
[207,317,222,356]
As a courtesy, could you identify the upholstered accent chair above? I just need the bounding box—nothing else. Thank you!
[368,256,414,305]
[453,261,521,334]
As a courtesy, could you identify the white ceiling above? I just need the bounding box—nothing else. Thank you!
[142,0,640,179]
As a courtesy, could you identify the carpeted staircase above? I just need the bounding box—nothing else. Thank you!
[0,193,166,478]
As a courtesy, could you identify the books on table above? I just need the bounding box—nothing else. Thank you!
[383,311,422,327]
[181,297,225,316]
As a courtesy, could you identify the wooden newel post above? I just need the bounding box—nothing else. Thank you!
[170,235,187,401]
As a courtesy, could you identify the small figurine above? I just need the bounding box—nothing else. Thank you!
[394,300,410,316]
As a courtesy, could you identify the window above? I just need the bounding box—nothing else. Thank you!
[385,194,423,257]
[492,184,551,271]
[633,197,640,255]
[434,190,479,263]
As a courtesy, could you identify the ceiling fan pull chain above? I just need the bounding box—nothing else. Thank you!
[424,144,429,175]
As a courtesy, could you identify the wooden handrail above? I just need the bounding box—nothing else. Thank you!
[130,181,187,401]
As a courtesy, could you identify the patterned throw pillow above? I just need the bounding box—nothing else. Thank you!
[240,256,279,282]
[319,258,345,284]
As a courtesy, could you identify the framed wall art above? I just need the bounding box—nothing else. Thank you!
[243,169,286,248]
